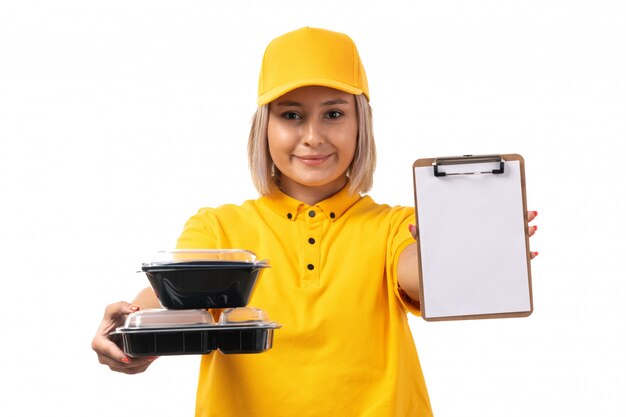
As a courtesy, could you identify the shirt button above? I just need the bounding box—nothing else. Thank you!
[330,212,336,219]
[308,210,316,217]
[287,213,292,219]
[308,238,315,244]
[307,264,314,270]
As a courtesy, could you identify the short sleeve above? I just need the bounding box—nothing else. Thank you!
[387,206,421,316]
[175,208,219,250]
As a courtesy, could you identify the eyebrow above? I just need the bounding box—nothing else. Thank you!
[275,99,350,107]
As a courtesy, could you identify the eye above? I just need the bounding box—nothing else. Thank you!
[282,112,301,120]
[326,110,343,119]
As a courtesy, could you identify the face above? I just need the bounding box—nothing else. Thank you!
[267,86,358,203]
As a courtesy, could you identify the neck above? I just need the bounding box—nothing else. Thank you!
[278,176,348,206]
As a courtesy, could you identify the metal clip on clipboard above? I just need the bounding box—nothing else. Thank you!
[433,154,505,177]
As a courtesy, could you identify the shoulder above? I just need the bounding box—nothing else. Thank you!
[182,197,266,230]
[193,197,263,218]
[177,198,266,248]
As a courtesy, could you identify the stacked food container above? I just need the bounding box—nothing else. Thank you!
[114,249,280,357]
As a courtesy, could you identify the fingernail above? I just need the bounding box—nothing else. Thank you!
[533,251,539,257]
[533,225,538,231]
[120,356,131,363]
[129,305,140,312]
[533,211,538,216]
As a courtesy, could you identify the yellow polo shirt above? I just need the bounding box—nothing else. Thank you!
[177,186,433,417]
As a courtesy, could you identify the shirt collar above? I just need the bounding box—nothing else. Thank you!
[262,185,362,222]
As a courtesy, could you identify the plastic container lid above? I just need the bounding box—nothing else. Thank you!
[142,249,269,269]
[218,307,270,325]
[122,309,216,329]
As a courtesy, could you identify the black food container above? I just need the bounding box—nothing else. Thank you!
[142,250,269,309]
[216,307,278,354]
[114,308,281,357]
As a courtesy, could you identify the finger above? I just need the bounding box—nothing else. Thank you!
[530,251,539,260]
[408,224,417,239]
[93,335,158,371]
[527,210,538,223]
[528,225,538,237]
[109,364,150,375]
[92,333,129,365]
[104,301,140,319]
[107,357,157,375]
[93,302,141,363]
[97,302,140,337]
[98,302,140,341]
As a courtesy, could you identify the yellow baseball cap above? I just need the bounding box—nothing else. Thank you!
[257,27,369,105]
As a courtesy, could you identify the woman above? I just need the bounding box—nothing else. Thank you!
[92,27,538,417]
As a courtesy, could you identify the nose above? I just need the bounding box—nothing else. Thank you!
[303,118,324,147]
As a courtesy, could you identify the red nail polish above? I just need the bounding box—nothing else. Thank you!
[534,225,538,231]
[533,211,538,216]
[121,357,131,363]
[533,252,539,257]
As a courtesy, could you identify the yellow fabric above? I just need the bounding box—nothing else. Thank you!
[257,27,369,105]
[177,186,432,417]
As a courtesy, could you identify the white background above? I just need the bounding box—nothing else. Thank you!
[1,1,624,416]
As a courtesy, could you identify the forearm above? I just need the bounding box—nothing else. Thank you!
[397,242,421,303]
[132,287,161,309]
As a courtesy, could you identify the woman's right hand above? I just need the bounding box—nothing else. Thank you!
[91,301,158,374]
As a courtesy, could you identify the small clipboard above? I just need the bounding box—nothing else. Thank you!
[412,154,533,321]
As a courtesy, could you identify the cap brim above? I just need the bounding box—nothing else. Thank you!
[258,79,365,106]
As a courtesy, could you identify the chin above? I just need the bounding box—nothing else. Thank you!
[299,176,345,189]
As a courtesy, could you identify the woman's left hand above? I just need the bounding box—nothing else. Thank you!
[527,210,539,260]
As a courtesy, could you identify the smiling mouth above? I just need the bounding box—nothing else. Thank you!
[295,154,332,166]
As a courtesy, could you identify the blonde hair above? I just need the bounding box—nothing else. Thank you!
[248,94,376,196]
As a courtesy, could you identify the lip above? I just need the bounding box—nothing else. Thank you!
[295,154,332,166]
